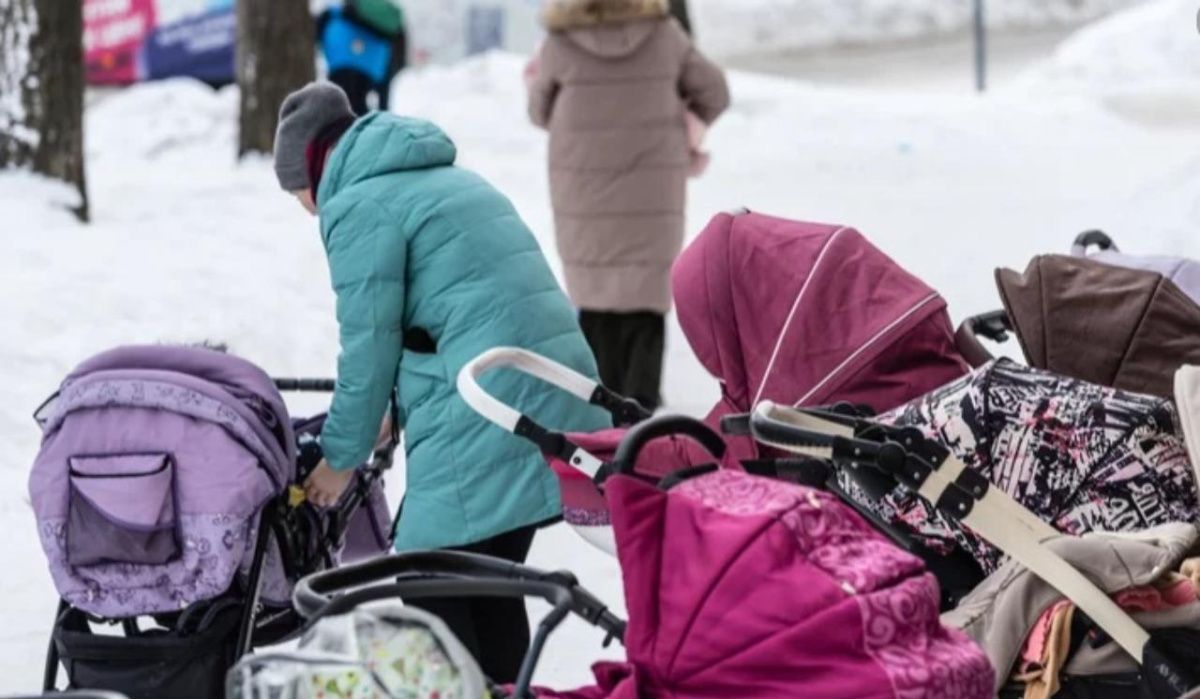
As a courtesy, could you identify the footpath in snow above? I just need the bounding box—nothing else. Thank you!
[1,0,1199,690]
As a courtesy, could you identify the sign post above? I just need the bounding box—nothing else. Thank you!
[973,0,987,92]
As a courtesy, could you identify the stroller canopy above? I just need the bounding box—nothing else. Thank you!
[1076,245,1200,305]
[548,469,993,698]
[672,211,968,452]
[63,345,296,477]
[30,345,297,617]
[998,255,1200,398]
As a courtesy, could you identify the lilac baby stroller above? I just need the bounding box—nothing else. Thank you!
[28,346,394,699]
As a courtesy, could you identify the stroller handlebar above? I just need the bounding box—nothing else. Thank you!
[458,348,651,472]
[293,550,627,699]
[273,378,336,392]
[954,309,1013,369]
[1072,229,1119,256]
[457,347,599,434]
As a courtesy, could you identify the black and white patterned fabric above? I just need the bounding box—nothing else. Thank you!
[841,359,1200,574]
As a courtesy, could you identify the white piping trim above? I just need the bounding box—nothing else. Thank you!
[752,227,848,407]
[794,292,942,406]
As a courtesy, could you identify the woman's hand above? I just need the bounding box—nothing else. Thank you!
[304,459,356,508]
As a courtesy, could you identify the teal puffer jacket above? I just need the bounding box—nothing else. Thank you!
[316,113,610,550]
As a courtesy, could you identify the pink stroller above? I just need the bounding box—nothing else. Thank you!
[287,415,993,699]
[460,210,971,553]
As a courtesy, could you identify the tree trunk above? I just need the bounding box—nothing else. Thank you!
[237,0,315,158]
[0,0,89,221]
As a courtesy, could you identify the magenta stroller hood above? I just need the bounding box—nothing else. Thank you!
[672,211,970,461]
[29,345,297,617]
[543,468,993,698]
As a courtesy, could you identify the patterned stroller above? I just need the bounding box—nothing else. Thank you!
[28,346,393,699]
[749,400,1200,699]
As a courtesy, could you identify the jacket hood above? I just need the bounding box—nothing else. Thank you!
[997,254,1200,398]
[671,212,968,417]
[564,21,659,58]
[542,0,667,31]
[318,113,457,207]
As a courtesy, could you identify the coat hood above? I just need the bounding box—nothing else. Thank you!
[563,21,659,58]
[317,113,458,208]
[542,0,667,31]
[671,212,969,423]
[997,255,1200,398]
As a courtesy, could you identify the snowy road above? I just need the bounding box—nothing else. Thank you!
[1,3,1199,692]
[724,27,1074,92]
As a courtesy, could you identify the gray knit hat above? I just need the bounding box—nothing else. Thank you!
[273,82,355,192]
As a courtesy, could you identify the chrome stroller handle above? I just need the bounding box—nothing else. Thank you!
[294,551,626,699]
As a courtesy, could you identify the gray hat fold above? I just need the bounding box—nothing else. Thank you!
[273,82,355,192]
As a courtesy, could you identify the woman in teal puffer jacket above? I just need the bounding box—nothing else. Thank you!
[272,82,610,682]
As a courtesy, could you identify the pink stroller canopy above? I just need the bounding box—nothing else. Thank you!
[671,211,969,457]
[543,468,993,698]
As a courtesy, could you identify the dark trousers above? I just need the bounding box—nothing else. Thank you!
[579,310,665,411]
[407,524,537,684]
[328,67,391,115]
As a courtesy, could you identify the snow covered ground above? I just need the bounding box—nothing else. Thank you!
[2,0,1199,692]
[692,0,1147,58]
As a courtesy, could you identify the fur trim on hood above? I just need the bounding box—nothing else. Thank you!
[542,0,669,31]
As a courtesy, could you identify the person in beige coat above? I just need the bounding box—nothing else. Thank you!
[527,0,730,409]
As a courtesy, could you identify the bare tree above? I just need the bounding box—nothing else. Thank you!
[0,0,89,221]
[237,0,316,157]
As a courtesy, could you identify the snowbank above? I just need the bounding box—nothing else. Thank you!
[1021,0,1200,90]
[691,0,1147,57]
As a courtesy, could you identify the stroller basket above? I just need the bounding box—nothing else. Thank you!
[232,551,626,699]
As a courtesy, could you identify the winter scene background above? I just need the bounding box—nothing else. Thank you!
[2,0,1200,691]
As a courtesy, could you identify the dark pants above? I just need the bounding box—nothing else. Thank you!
[407,524,538,684]
[328,67,391,116]
[579,310,665,411]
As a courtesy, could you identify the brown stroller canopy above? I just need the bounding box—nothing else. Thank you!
[997,254,1200,398]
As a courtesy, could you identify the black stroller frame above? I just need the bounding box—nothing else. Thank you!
[41,378,396,697]
[284,550,628,699]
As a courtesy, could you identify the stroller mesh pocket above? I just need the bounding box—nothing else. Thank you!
[67,454,179,567]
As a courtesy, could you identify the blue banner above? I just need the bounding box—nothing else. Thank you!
[144,7,236,85]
